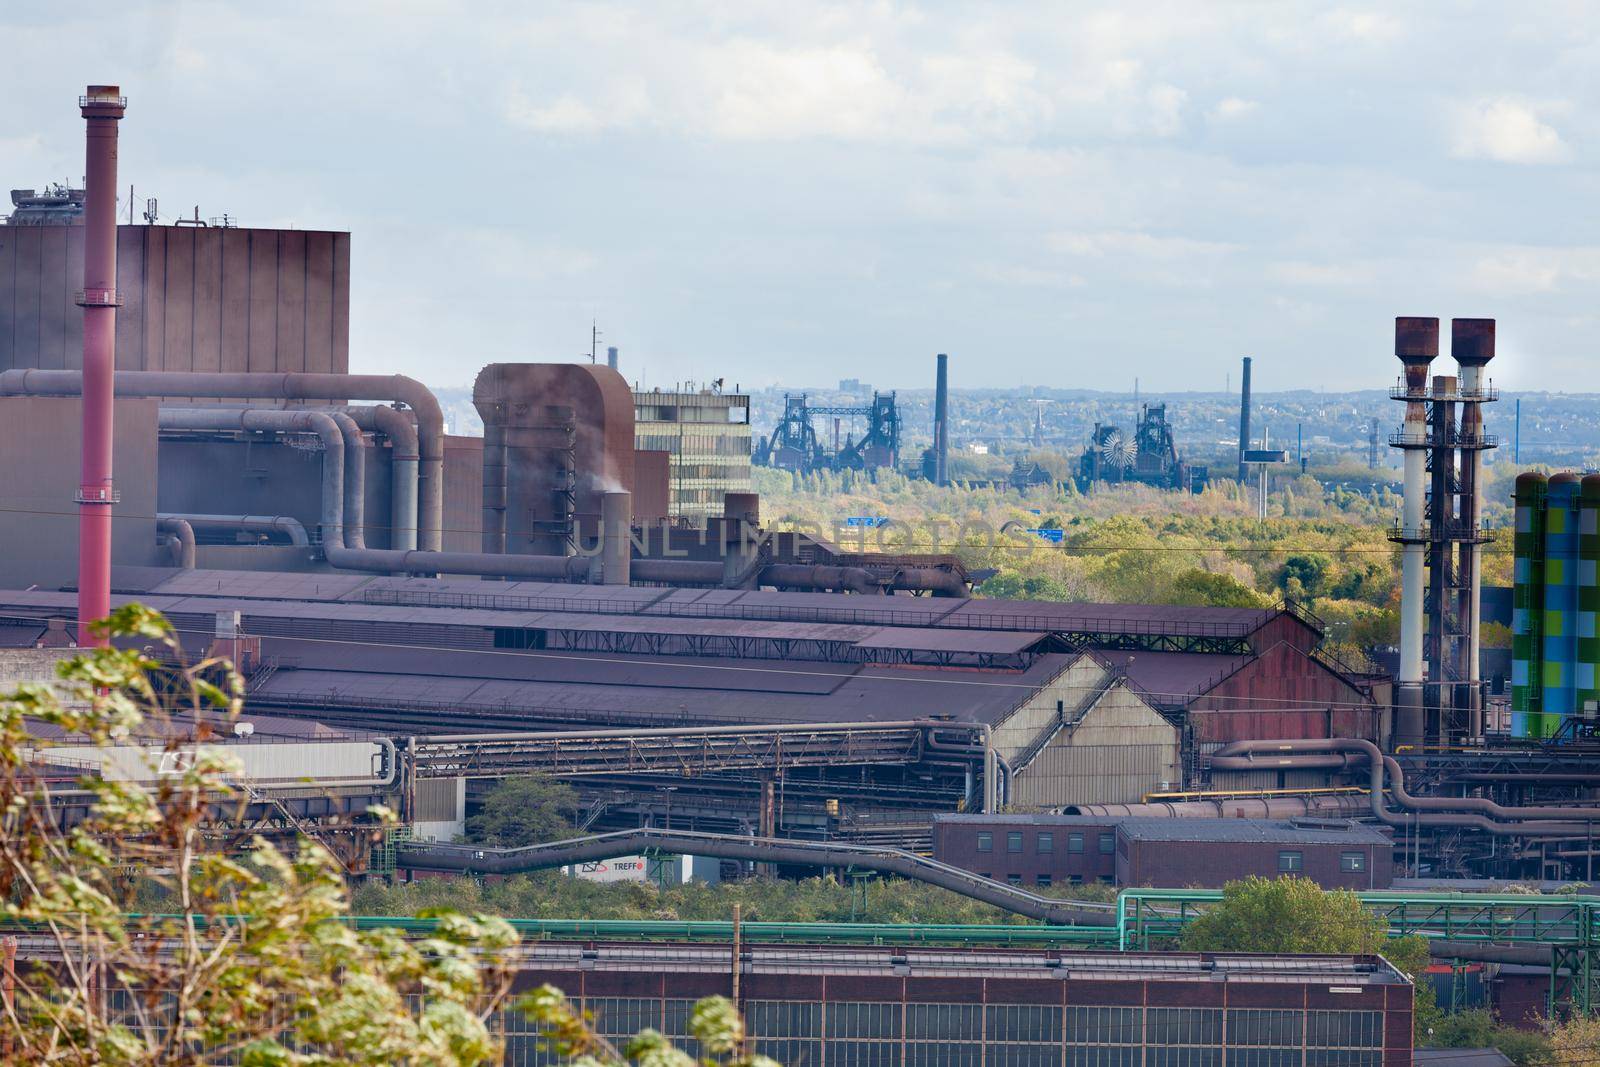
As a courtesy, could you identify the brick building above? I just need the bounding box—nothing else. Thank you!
[934,815,1395,890]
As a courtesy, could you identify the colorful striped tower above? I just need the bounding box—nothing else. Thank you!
[1579,475,1600,720]
[1541,473,1581,736]
[1512,472,1547,737]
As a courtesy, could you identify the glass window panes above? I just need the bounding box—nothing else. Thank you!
[1038,832,1055,853]
[978,832,994,853]
[1099,833,1116,854]
[1066,1005,1142,1045]
[1008,831,1024,853]
[1278,850,1304,872]
[1069,833,1085,854]
[908,1003,981,1040]
[1228,1009,1304,1047]
[1340,852,1366,872]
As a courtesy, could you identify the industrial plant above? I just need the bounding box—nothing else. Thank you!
[6,83,1600,1050]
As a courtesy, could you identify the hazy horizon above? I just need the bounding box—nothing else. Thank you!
[4,3,1596,393]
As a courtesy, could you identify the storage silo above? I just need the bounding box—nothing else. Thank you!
[1579,474,1600,719]
[1511,472,1547,737]
[1540,473,1581,733]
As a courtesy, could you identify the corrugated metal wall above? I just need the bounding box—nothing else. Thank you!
[0,225,349,375]
[1000,658,1182,809]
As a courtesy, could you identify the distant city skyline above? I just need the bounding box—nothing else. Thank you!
[3,3,1595,391]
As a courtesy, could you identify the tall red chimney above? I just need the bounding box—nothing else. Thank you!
[76,85,126,646]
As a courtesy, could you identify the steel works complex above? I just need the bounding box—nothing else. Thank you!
[4,85,1600,1045]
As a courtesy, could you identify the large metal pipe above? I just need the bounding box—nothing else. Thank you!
[0,369,446,551]
[1068,794,1371,819]
[1213,739,1595,836]
[887,567,969,598]
[329,411,367,550]
[156,516,195,569]
[159,408,346,548]
[480,419,506,554]
[158,513,310,547]
[760,564,881,594]
[342,405,418,551]
[933,353,950,486]
[599,490,631,586]
[75,85,127,646]
[1394,317,1437,746]
[1236,355,1252,483]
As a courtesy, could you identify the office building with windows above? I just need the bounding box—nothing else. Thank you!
[933,815,1395,891]
[633,387,753,519]
[499,943,1413,1066]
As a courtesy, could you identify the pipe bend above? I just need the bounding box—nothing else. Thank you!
[1214,738,1596,836]
[156,517,196,569]
[328,411,367,551]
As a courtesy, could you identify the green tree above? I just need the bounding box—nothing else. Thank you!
[1278,553,1332,600]
[1169,568,1272,608]
[1423,1009,1551,1066]
[464,775,580,848]
[0,607,727,1065]
[1179,877,1437,1031]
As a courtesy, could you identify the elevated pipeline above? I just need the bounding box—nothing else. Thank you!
[1212,739,1597,836]
[160,513,310,547]
[397,827,1112,926]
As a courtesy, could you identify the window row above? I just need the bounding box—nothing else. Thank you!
[976,830,1116,855]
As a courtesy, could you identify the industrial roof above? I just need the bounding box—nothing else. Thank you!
[108,569,1297,641]
[1413,1052,1515,1067]
[1094,650,1253,704]
[519,944,1407,984]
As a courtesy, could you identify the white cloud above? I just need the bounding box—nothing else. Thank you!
[1209,96,1258,122]
[1048,230,1238,261]
[1450,98,1571,165]
[507,94,604,134]
[1268,261,1371,287]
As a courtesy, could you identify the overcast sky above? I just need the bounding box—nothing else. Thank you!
[3,2,1596,392]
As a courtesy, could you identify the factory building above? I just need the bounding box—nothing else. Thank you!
[0,576,1376,838]
[502,945,1414,1067]
[632,385,753,519]
[0,213,351,377]
[933,814,1396,890]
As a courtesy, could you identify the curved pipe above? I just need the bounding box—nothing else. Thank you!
[160,408,345,549]
[0,369,445,551]
[397,828,1114,926]
[760,564,881,594]
[160,513,311,547]
[343,405,418,551]
[1213,739,1595,837]
[156,516,195,569]
[329,411,366,550]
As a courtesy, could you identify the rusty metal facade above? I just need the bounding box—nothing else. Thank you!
[0,224,349,376]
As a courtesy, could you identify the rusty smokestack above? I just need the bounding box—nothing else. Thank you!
[75,85,126,646]
[934,353,949,486]
[1393,316,1438,747]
